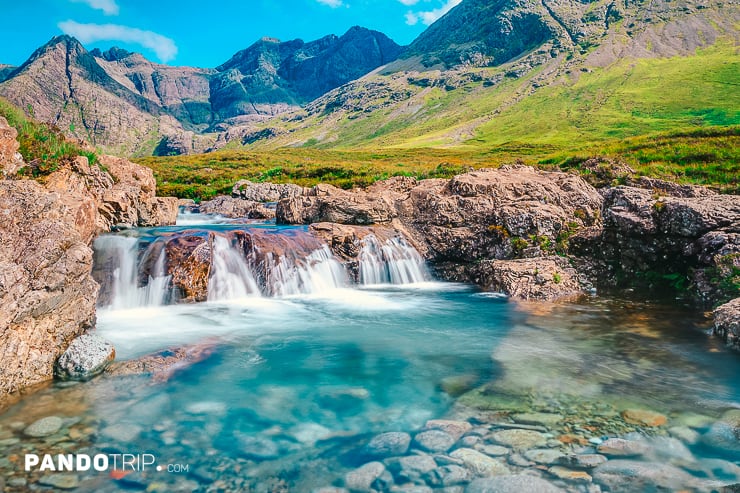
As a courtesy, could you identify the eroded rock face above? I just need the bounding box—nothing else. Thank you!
[54,333,115,381]
[0,117,24,178]
[198,196,275,219]
[231,180,304,202]
[714,298,740,350]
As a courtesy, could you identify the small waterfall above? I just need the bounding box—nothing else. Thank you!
[94,236,173,309]
[208,235,260,301]
[359,235,430,285]
[264,245,347,297]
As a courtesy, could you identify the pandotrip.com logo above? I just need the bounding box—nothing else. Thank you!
[25,453,189,474]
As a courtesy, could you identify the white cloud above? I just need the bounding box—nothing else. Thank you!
[317,0,343,7]
[406,0,461,26]
[71,0,120,16]
[58,20,178,63]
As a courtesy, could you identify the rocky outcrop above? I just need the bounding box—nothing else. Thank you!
[713,298,740,350]
[54,334,115,381]
[198,196,274,219]
[231,180,303,202]
[0,124,178,398]
[0,117,23,178]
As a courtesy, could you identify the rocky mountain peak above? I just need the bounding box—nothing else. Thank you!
[90,46,134,62]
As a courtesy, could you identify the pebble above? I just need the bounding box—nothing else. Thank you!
[313,488,349,493]
[8,477,27,487]
[424,420,473,441]
[588,437,603,445]
[597,438,649,457]
[236,435,280,460]
[366,432,411,458]
[413,430,456,453]
[24,416,63,437]
[437,465,472,486]
[449,448,509,476]
[344,462,388,492]
[474,444,509,457]
[488,429,548,450]
[390,485,433,493]
[460,436,480,447]
[101,423,143,443]
[388,455,437,483]
[668,426,700,445]
[38,474,79,490]
[185,401,227,415]
[592,459,699,491]
[0,438,20,447]
[524,449,565,465]
[507,453,534,467]
[621,409,667,427]
[558,454,607,469]
[702,409,740,454]
[548,465,592,483]
[466,476,565,493]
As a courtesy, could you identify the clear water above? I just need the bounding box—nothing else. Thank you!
[1,215,739,492]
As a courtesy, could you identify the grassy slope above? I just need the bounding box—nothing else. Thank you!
[135,34,739,199]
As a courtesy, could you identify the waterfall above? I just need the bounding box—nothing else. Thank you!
[208,235,260,301]
[94,236,173,309]
[264,245,347,297]
[359,235,430,285]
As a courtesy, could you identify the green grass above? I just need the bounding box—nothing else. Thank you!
[0,97,98,178]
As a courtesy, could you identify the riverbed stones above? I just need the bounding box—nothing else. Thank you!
[345,461,390,492]
[54,334,115,381]
[366,432,412,458]
[511,413,563,428]
[548,465,592,483]
[38,474,79,490]
[437,465,473,486]
[557,454,607,469]
[621,408,667,427]
[101,423,143,443]
[702,409,740,454]
[488,430,548,450]
[466,475,565,493]
[713,298,740,349]
[450,448,509,476]
[24,416,63,437]
[413,429,456,453]
[388,455,438,483]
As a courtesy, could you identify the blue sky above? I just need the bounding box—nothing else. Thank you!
[0,0,461,68]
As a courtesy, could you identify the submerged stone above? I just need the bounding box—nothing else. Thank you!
[24,416,63,437]
[365,432,411,458]
[592,460,701,492]
[344,462,389,492]
[466,475,565,493]
[413,429,456,453]
[703,410,740,454]
[55,334,115,381]
[488,429,548,450]
[450,448,509,477]
[511,413,563,428]
[621,409,667,427]
[38,474,79,490]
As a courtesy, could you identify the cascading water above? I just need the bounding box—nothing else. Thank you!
[359,235,430,285]
[207,235,260,301]
[263,245,347,297]
[93,235,173,309]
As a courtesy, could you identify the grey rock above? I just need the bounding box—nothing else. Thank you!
[596,438,649,457]
[438,465,473,486]
[100,423,143,443]
[24,416,63,437]
[413,429,456,453]
[424,420,473,441]
[38,474,79,490]
[366,432,412,458]
[466,475,565,493]
[714,298,740,349]
[703,409,740,454]
[557,454,607,469]
[488,429,548,450]
[388,454,437,483]
[592,460,701,492]
[235,434,280,461]
[390,485,433,493]
[345,461,389,492]
[450,448,509,477]
[511,413,563,428]
[55,333,115,381]
[523,449,564,465]
[668,426,700,445]
[474,444,509,457]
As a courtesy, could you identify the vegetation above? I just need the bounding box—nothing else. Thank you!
[0,97,98,178]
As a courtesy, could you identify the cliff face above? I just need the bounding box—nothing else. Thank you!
[0,116,178,398]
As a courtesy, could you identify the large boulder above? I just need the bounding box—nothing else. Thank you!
[54,333,115,381]
[0,116,24,178]
[277,183,397,225]
[714,298,740,349]
[0,179,98,395]
[231,180,304,202]
[198,195,274,219]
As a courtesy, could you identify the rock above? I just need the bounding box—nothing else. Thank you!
[365,432,412,458]
[592,460,701,492]
[344,461,389,492]
[24,416,63,437]
[474,444,509,457]
[387,455,437,483]
[277,184,397,225]
[440,375,479,397]
[488,429,548,450]
[714,298,740,350]
[54,333,115,381]
[523,449,564,465]
[557,454,607,469]
[413,429,456,453]
[472,257,585,300]
[0,116,24,178]
[466,475,565,493]
[449,448,509,477]
[235,434,280,461]
[38,474,79,490]
[198,195,275,219]
[511,413,563,428]
[105,340,218,382]
[596,438,649,457]
[424,420,473,441]
[101,423,142,443]
[668,426,700,445]
[185,401,227,415]
[548,466,592,483]
[231,180,304,202]
[703,409,740,454]
[621,409,667,427]
[389,486,433,493]
[438,465,473,486]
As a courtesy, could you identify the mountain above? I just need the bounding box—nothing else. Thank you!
[248,0,739,151]
[0,27,403,155]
